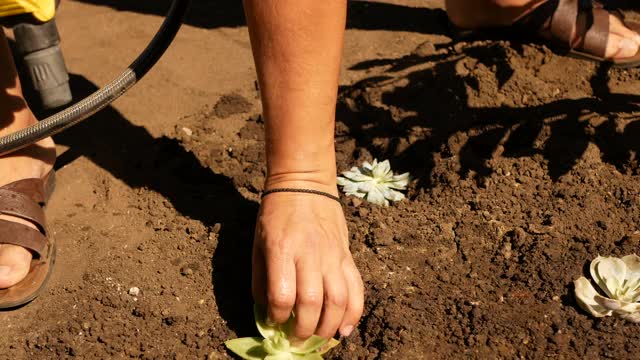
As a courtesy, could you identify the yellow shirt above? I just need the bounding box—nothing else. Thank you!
[0,0,55,23]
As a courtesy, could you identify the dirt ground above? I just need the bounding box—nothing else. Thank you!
[2,0,640,359]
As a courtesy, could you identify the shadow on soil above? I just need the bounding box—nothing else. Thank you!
[337,41,640,190]
[44,74,259,336]
[605,0,639,9]
[70,0,448,34]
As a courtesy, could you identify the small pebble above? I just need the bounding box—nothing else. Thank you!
[181,127,193,136]
[128,287,140,296]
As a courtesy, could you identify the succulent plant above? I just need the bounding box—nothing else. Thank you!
[337,159,410,206]
[574,254,640,323]
[225,305,339,359]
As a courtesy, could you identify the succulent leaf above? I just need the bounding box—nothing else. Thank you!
[627,263,640,302]
[380,186,405,202]
[293,354,323,360]
[372,160,391,178]
[594,294,625,311]
[290,336,329,354]
[337,159,410,206]
[574,277,612,317]
[263,335,291,355]
[388,173,410,189]
[591,256,626,298]
[265,354,294,360]
[254,305,278,340]
[618,311,640,323]
[317,338,340,355]
[617,301,640,314]
[366,186,387,206]
[622,254,640,283]
[226,305,339,359]
[575,255,640,322]
[225,338,269,360]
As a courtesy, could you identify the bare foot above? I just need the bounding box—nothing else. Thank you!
[589,14,640,59]
[0,111,55,288]
[446,0,640,60]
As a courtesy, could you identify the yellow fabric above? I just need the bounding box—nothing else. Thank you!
[0,0,55,22]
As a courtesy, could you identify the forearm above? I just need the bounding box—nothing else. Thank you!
[243,0,347,191]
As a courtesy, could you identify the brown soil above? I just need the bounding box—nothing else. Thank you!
[2,0,640,359]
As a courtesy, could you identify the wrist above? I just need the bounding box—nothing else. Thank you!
[265,145,338,195]
[264,172,339,197]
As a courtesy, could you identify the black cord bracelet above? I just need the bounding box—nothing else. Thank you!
[261,188,341,203]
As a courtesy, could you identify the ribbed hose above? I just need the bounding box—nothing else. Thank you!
[0,0,191,156]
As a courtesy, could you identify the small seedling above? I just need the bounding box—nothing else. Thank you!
[337,159,410,206]
[225,305,340,359]
[574,254,640,322]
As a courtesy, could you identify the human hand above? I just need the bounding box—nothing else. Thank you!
[252,188,364,340]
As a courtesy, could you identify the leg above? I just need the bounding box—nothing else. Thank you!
[446,0,640,60]
[0,28,55,288]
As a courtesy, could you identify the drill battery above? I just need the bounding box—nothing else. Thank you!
[0,0,56,24]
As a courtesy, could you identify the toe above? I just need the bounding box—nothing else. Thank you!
[0,244,33,288]
[608,37,640,59]
[605,16,640,59]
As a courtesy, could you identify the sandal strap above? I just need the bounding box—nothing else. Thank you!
[2,178,46,205]
[0,189,46,233]
[0,219,47,257]
[583,8,609,58]
[550,0,580,45]
[0,177,49,257]
[550,0,609,57]
[593,1,625,22]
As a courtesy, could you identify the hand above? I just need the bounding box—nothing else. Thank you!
[252,188,364,340]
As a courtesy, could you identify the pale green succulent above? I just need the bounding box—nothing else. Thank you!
[574,254,640,323]
[337,159,410,206]
[224,305,340,359]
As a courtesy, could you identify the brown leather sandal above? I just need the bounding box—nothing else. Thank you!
[0,170,56,309]
[450,0,640,68]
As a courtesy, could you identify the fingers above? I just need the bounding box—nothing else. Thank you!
[259,245,363,339]
[292,256,323,339]
[339,258,364,337]
[314,270,347,338]
[264,246,297,325]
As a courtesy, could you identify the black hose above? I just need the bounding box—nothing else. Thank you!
[0,0,191,156]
